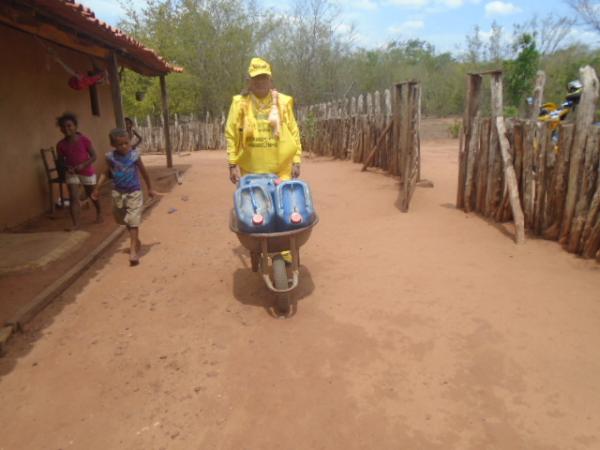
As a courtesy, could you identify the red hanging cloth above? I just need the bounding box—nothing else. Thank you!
[68,71,106,90]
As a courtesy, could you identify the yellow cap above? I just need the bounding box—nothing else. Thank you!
[248,57,272,78]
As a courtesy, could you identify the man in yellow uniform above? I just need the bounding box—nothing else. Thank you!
[226,57,302,183]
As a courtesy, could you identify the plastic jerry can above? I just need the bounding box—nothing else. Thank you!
[275,180,316,231]
[234,184,276,233]
[240,174,280,199]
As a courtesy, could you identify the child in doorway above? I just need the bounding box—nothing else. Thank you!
[125,117,143,149]
[92,128,158,265]
[56,112,101,229]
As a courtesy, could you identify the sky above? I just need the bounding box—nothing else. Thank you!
[84,0,596,54]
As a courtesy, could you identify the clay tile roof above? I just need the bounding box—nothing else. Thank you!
[34,0,183,75]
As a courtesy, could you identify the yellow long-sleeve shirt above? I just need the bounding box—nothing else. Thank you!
[225,92,302,180]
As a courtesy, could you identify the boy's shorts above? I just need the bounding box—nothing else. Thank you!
[65,173,97,185]
[112,190,143,227]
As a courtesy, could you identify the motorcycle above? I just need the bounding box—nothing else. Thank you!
[537,80,582,144]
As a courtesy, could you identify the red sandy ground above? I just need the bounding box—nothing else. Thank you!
[1,141,599,449]
[0,157,188,324]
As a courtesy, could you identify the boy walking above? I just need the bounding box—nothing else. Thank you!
[93,128,157,265]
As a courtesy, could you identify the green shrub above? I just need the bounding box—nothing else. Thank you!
[448,119,461,139]
[504,105,519,118]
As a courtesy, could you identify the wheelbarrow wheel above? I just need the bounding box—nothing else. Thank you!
[272,255,290,314]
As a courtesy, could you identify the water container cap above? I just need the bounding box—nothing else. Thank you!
[252,213,264,225]
[290,212,303,224]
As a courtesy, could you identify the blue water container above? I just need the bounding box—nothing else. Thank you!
[240,174,279,199]
[275,180,316,231]
[234,184,276,233]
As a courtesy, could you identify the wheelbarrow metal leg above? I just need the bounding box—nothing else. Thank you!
[260,238,269,275]
[290,236,300,272]
[250,252,260,272]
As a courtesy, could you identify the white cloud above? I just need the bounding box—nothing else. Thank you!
[335,23,353,34]
[478,29,494,40]
[406,19,425,29]
[404,19,425,30]
[484,1,521,16]
[442,0,463,6]
[388,19,425,35]
[565,27,600,46]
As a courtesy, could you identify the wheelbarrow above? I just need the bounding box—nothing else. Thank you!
[230,211,319,314]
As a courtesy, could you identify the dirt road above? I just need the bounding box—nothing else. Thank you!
[1,141,600,450]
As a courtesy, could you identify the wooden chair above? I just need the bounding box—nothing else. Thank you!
[40,147,65,214]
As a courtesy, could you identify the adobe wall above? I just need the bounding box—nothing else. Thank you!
[0,25,117,229]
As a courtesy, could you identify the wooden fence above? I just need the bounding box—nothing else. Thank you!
[135,113,225,154]
[457,66,600,262]
[298,81,421,211]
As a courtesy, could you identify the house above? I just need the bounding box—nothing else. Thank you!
[0,0,181,229]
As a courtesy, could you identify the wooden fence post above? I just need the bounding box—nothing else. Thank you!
[491,72,526,244]
[399,84,411,179]
[391,84,401,176]
[530,70,546,121]
[475,118,491,211]
[569,127,600,252]
[294,85,419,210]
[464,117,480,213]
[458,74,482,209]
[159,75,173,168]
[107,51,125,129]
[400,82,421,212]
[560,66,599,245]
[543,124,574,239]
[375,90,381,113]
[361,121,393,171]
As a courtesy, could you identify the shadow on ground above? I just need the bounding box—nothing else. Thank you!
[120,241,161,257]
[441,202,518,243]
[231,247,315,318]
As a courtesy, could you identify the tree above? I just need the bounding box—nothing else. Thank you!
[465,25,484,63]
[513,14,576,55]
[505,33,541,109]
[541,43,600,104]
[567,0,600,34]
[487,21,505,63]
[112,0,597,120]
[119,0,278,117]
[264,0,353,105]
